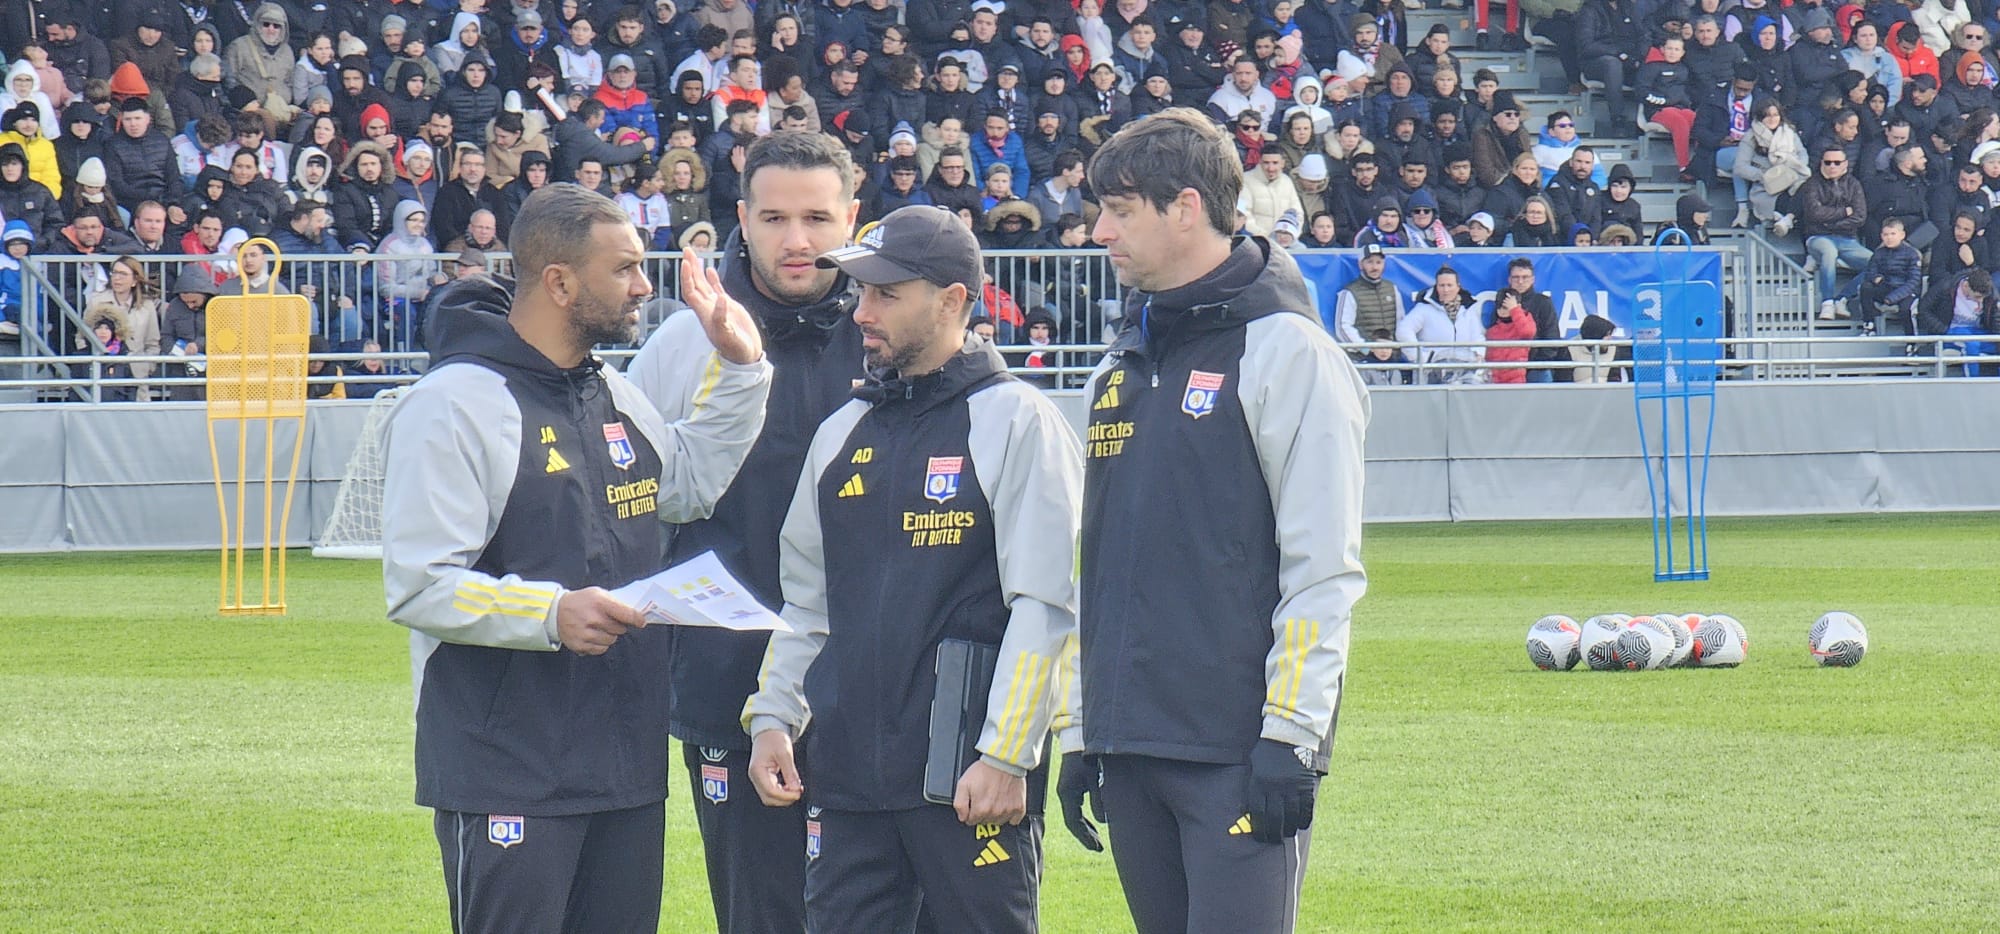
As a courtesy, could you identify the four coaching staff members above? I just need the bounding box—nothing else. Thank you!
[742,206,1084,934]
[1057,109,1371,934]
[381,183,771,933]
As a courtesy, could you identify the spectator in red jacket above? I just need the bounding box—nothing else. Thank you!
[1485,286,1538,383]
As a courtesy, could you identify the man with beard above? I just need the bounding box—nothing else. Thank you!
[744,203,1081,934]
[382,182,772,933]
[432,148,507,247]
[626,130,867,934]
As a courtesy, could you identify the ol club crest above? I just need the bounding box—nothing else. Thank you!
[487,815,524,848]
[924,457,962,504]
[603,422,636,470]
[1181,371,1225,419]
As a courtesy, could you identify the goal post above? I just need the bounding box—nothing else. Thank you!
[313,388,405,560]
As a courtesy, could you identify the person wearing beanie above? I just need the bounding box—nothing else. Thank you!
[1404,187,1454,247]
[64,156,122,230]
[54,100,103,184]
[1291,151,1333,220]
[1787,7,1849,116]
[0,62,58,143]
[111,18,183,103]
[0,139,62,245]
[0,220,35,337]
[1600,161,1645,233]
[0,102,61,199]
[393,139,441,212]
[222,3,298,124]
[1270,207,1303,250]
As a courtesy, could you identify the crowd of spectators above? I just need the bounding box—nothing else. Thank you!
[2,0,1998,398]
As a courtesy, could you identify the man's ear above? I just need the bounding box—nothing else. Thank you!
[542,262,572,306]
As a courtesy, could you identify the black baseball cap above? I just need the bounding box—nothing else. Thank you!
[817,205,983,295]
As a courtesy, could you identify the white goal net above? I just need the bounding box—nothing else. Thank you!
[313,388,405,560]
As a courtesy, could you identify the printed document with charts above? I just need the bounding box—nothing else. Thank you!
[609,552,792,632]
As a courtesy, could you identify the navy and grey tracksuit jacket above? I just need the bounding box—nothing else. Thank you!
[381,275,772,816]
[744,339,1083,811]
[1061,237,1369,765]
[626,230,868,753]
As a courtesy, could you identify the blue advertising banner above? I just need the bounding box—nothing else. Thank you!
[1290,248,1727,338]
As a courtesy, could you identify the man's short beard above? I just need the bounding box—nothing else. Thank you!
[569,286,637,349]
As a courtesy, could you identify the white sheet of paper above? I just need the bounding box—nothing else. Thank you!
[609,551,792,633]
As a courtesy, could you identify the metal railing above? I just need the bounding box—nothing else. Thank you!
[6,246,1994,401]
[8,334,1997,404]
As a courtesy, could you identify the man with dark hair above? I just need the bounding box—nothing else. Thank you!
[93,102,181,233]
[813,63,867,133]
[1505,257,1566,382]
[1917,266,1999,373]
[1058,108,1367,934]
[1021,110,1079,185]
[1333,151,1387,239]
[606,6,672,97]
[660,70,720,142]
[970,109,1031,192]
[1027,149,1085,225]
[700,98,762,167]
[383,183,771,934]
[627,131,867,934]
[1542,146,1605,233]
[673,24,733,94]
[1799,144,1871,319]
[746,203,1080,934]
[1868,144,1936,250]
[550,98,652,182]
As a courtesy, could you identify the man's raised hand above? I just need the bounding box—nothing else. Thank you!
[679,248,764,366]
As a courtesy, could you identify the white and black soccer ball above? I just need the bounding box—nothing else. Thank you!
[1613,616,1675,671]
[1526,615,1581,670]
[1653,613,1695,667]
[1690,613,1748,667]
[1580,615,1627,671]
[1810,612,1868,667]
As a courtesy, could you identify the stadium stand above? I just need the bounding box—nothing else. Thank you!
[1,0,1996,399]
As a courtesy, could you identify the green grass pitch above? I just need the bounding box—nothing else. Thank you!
[3,514,1997,932]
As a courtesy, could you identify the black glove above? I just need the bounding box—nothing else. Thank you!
[1244,739,1320,845]
[1055,752,1106,852]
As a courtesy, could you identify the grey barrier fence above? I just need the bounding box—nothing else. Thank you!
[8,334,2000,404]
[10,245,1996,402]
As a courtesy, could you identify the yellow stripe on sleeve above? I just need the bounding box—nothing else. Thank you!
[1004,654,1054,764]
[992,653,1032,763]
[689,353,725,411]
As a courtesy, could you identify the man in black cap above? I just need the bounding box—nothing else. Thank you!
[627,129,866,934]
[1164,15,1227,98]
[745,203,1080,934]
[1470,90,1531,187]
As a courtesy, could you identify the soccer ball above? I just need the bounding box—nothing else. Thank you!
[1653,613,1695,667]
[1613,616,1675,671]
[1690,614,1748,667]
[1526,615,1581,670]
[1580,615,1628,671]
[1810,612,1868,667]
